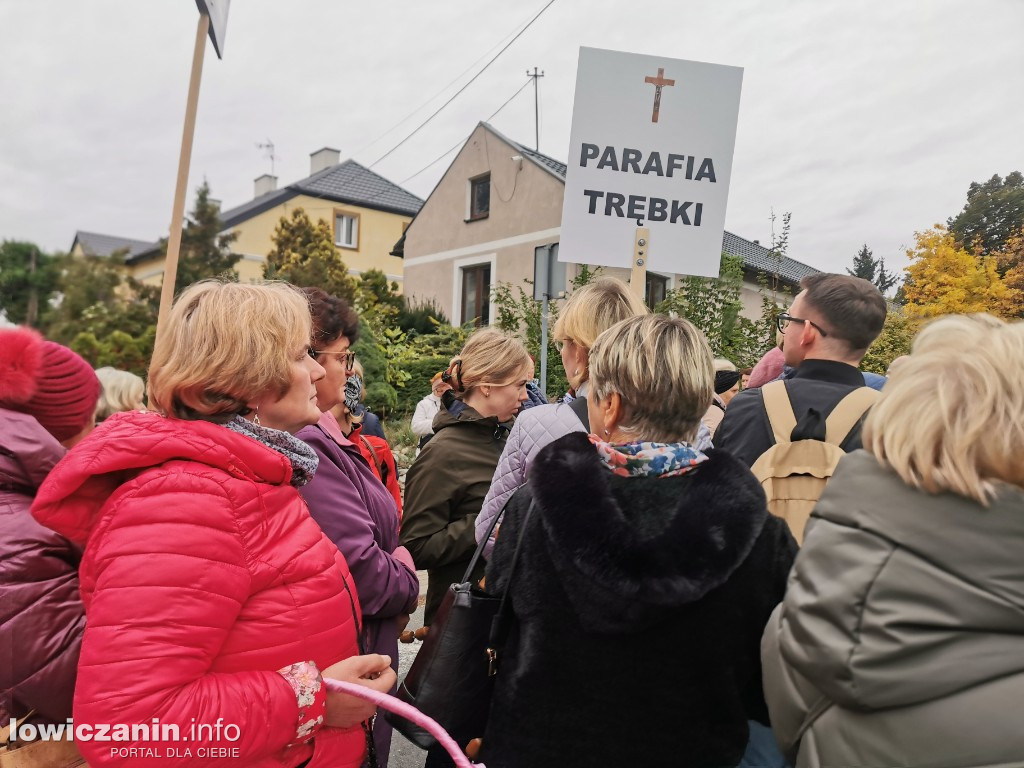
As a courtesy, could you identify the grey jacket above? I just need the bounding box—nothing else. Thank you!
[762,450,1024,768]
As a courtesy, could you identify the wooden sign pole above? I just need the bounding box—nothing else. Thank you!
[156,12,210,338]
[630,225,650,304]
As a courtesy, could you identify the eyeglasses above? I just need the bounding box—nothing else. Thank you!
[553,338,571,352]
[775,313,829,338]
[308,348,356,368]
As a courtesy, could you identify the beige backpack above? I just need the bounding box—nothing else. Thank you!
[751,380,879,544]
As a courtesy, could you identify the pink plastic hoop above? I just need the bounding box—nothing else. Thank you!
[323,678,483,768]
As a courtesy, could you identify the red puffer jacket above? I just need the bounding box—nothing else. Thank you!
[32,411,365,768]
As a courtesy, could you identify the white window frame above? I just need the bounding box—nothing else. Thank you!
[452,253,497,326]
[334,211,359,249]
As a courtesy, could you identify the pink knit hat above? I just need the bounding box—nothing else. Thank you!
[745,345,786,390]
[0,327,102,442]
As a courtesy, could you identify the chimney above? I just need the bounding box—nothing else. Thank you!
[209,198,222,210]
[254,174,278,197]
[310,147,341,175]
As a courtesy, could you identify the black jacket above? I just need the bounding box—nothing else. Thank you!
[715,359,867,467]
[481,432,797,768]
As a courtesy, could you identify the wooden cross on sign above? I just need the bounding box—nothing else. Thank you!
[644,67,675,123]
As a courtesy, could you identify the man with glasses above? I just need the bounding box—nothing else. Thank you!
[715,274,887,467]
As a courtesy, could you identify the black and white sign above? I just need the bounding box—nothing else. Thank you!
[559,47,743,277]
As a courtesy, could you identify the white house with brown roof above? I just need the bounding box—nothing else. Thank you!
[402,123,818,325]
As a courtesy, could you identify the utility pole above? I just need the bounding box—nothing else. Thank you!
[527,67,544,151]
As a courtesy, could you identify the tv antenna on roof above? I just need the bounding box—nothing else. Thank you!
[256,139,276,175]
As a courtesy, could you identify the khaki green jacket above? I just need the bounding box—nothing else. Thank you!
[400,394,510,624]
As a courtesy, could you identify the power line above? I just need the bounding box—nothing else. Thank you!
[399,77,533,186]
[353,6,547,159]
[368,0,557,169]
[297,78,534,215]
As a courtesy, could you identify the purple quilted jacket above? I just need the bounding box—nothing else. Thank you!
[0,408,83,722]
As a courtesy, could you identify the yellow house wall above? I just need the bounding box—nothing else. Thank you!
[227,194,411,287]
[121,193,412,290]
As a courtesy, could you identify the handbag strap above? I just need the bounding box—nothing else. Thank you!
[359,434,384,478]
[460,499,506,583]
[568,395,590,431]
[486,500,536,673]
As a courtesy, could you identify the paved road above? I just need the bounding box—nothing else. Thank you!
[387,571,428,768]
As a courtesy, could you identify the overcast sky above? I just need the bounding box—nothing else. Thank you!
[2,0,1022,276]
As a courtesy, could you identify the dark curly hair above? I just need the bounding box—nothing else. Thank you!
[301,286,360,346]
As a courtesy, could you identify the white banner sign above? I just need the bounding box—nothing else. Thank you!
[559,47,743,277]
[196,0,231,59]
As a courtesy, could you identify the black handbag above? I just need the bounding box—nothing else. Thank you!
[385,501,534,750]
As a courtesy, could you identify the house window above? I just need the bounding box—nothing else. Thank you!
[461,264,491,326]
[469,175,490,220]
[646,273,668,310]
[334,212,359,249]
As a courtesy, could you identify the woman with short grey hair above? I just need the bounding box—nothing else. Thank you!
[479,314,797,768]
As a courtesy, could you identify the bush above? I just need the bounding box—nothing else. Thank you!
[861,310,919,374]
[396,355,452,414]
[397,297,448,336]
[365,380,398,415]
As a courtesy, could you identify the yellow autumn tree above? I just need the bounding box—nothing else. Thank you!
[993,231,1024,317]
[903,225,1017,318]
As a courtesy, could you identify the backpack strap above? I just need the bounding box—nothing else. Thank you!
[761,380,798,444]
[824,387,879,445]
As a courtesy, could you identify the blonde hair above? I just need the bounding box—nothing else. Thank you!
[553,277,649,352]
[589,314,714,443]
[148,281,311,422]
[445,328,531,396]
[94,367,145,421]
[863,314,1024,504]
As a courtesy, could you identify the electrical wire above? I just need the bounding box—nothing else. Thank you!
[399,77,533,186]
[368,0,557,169]
[294,77,534,215]
[352,5,548,159]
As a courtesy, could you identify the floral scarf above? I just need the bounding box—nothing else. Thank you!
[224,415,319,487]
[588,434,708,478]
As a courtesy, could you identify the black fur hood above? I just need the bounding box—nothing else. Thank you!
[525,432,769,632]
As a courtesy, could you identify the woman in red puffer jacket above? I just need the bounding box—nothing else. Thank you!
[32,281,395,768]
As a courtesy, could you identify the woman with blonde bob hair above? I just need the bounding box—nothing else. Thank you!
[477,276,712,554]
[479,314,797,768]
[762,313,1024,768]
[32,281,396,768]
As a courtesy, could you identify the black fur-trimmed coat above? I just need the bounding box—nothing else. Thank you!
[481,432,797,768]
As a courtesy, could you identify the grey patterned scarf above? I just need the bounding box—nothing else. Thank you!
[224,415,319,487]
